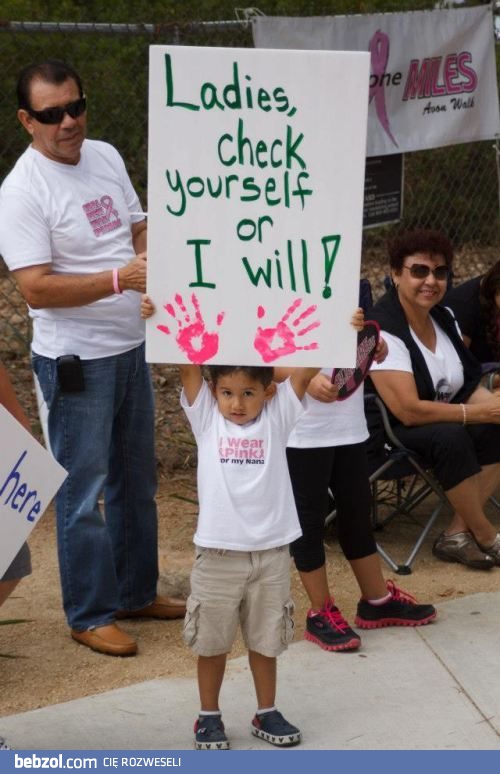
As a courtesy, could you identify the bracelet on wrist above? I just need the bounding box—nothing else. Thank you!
[112,268,122,294]
[460,403,468,425]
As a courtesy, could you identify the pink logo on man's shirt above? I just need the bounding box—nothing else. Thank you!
[82,195,122,237]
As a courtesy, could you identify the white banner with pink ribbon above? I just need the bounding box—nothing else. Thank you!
[253,5,500,157]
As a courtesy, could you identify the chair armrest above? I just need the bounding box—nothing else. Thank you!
[373,395,406,450]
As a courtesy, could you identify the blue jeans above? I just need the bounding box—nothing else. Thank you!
[33,343,158,631]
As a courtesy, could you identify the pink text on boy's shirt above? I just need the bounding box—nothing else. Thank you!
[219,436,265,461]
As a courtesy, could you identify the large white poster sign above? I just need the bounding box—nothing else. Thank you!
[0,406,67,578]
[146,46,370,367]
[254,6,500,157]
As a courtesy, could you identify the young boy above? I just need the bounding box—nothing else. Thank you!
[181,362,319,749]
[142,297,363,749]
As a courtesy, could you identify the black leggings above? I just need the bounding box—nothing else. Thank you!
[287,443,377,573]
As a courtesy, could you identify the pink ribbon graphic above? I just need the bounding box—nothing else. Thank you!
[368,30,398,148]
[101,195,119,221]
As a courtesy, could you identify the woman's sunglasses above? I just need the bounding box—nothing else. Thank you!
[26,96,87,125]
[402,263,449,281]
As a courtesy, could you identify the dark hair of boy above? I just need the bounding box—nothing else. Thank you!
[207,365,274,388]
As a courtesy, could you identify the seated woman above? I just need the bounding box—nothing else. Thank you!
[369,230,500,570]
[445,260,500,390]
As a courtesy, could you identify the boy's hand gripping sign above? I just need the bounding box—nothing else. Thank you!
[146,46,370,367]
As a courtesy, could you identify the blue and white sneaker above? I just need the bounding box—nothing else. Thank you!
[251,710,301,747]
[194,714,229,750]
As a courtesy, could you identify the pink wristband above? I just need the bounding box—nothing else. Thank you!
[112,268,122,294]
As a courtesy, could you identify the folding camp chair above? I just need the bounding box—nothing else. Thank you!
[326,278,500,572]
[325,393,450,574]
[362,393,450,574]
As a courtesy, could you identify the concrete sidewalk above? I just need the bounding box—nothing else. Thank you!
[2,592,500,751]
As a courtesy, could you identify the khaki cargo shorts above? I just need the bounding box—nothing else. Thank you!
[183,546,295,658]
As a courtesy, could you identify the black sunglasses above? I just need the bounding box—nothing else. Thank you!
[402,263,449,281]
[26,96,87,125]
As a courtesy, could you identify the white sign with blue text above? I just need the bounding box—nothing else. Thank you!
[0,405,67,577]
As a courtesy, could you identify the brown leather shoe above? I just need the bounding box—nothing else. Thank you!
[116,595,186,620]
[71,623,137,656]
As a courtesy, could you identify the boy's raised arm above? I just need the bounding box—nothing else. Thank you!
[289,368,321,401]
[179,365,203,406]
[270,365,321,403]
[141,295,203,405]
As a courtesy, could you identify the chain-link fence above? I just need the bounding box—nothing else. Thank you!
[0,16,499,354]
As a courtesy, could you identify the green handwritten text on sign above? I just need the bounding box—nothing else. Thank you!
[147,46,370,365]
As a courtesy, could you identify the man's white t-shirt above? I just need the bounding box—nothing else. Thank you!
[370,318,464,402]
[181,379,303,551]
[287,368,368,448]
[0,140,145,359]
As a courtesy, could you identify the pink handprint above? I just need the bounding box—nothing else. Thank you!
[157,293,224,364]
[253,298,320,363]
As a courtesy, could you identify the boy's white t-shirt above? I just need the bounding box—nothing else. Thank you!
[370,318,464,402]
[181,379,303,551]
[0,140,145,359]
[287,368,368,448]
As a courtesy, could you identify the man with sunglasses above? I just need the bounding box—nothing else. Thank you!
[0,60,186,657]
